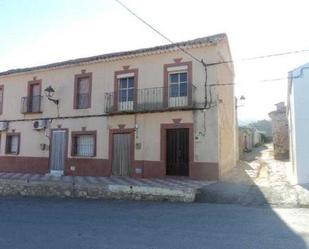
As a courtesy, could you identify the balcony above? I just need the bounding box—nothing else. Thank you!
[21,96,43,114]
[104,85,197,114]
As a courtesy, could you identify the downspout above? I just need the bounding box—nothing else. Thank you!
[201,59,212,109]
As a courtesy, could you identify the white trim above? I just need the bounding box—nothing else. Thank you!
[49,170,64,176]
[167,65,188,72]
[116,72,135,79]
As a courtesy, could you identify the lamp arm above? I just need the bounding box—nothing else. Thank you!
[48,97,59,105]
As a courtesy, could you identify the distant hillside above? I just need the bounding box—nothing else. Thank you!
[238,119,257,126]
[249,119,272,137]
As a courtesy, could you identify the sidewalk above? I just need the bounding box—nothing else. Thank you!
[197,144,309,207]
[0,173,213,202]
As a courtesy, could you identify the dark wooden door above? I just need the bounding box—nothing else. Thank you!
[166,128,189,176]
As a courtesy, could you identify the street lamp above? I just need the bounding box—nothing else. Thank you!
[237,95,246,108]
[44,86,59,105]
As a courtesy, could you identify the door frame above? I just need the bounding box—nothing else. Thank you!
[160,123,194,177]
[49,128,69,174]
[109,128,135,176]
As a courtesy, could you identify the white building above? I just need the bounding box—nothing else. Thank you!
[287,63,309,184]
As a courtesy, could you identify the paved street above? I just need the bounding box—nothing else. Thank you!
[198,144,309,207]
[0,197,308,249]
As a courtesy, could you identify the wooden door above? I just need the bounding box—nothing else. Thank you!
[166,128,189,176]
[112,133,131,176]
[50,130,67,173]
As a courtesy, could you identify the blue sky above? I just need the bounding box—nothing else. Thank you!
[1,0,309,120]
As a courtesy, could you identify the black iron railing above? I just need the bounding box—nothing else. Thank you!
[21,95,43,113]
[104,85,197,113]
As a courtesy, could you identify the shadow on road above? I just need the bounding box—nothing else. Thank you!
[0,148,306,248]
[196,144,308,249]
[241,144,268,162]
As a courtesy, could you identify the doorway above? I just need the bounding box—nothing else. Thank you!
[112,133,132,176]
[50,129,67,175]
[166,128,189,176]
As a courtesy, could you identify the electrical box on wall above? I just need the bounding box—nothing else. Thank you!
[40,143,49,151]
[194,135,201,142]
[135,167,143,174]
[135,142,142,150]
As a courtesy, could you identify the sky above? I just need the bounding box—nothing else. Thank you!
[1,0,309,121]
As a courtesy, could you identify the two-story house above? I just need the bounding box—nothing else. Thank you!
[0,33,236,180]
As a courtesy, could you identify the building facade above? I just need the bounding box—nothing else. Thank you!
[0,33,236,180]
[269,102,289,160]
[287,63,309,184]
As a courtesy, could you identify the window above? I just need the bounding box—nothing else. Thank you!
[6,133,20,155]
[71,131,96,157]
[74,73,92,109]
[28,83,41,112]
[0,86,3,114]
[168,72,188,97]
[119,77,134,102]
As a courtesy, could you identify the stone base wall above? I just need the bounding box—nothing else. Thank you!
[0,179,196,202]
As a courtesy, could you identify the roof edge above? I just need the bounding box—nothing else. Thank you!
[0,33,227,77]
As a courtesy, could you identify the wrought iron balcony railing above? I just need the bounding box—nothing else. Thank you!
[104,85,197,114]
[21,95,43,114]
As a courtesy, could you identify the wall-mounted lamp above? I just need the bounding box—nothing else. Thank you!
[237,95,246,108]
[44,86,59,105]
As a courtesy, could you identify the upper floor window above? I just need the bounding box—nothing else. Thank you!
[28,82,42,113]
[0,86,4,115]
[5,133,20,155]
[21,80,42,114]
[119,77,134,102]
[71,131,96,157]
[169,72,188,97]
[74,72,92,109]
[114,69,138,112]
[164,61,192,108]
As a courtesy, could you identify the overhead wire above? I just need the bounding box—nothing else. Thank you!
[114,0,309,106]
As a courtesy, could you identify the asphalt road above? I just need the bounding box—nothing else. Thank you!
[0,197,308,249]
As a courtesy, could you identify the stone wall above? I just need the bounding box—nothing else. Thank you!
[0,178,196,203]
[269,103,289,160]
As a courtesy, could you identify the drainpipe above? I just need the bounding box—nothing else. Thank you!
[201,59,212,109]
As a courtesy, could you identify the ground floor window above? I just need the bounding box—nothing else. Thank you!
[71,131,96,157]
[5,133,20,154]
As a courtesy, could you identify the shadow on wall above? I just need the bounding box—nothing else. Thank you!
[196,145,307,249]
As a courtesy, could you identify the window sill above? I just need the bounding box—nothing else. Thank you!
[71,155,96,158]
[21,111,43,115]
